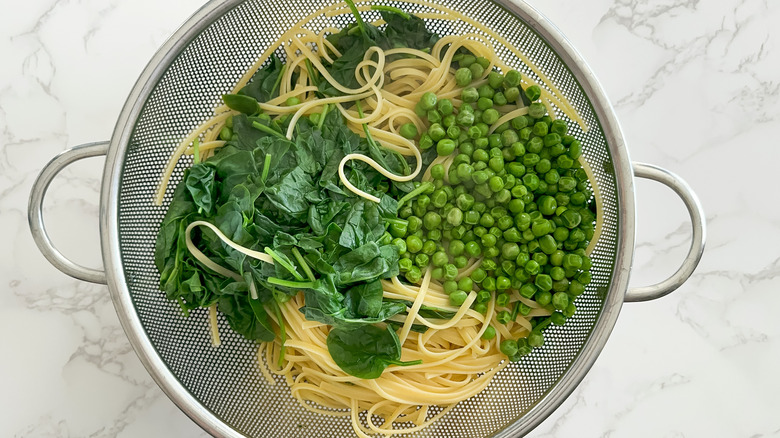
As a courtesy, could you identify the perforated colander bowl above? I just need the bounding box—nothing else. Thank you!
[28,0,706,436]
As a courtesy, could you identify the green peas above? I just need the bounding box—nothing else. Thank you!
[464,210,481,225]
[568,140,582,159]
[477,97,493,111]
[437,98,454,116]
[518,282,536,299]
[524,85,541,101]
[528,331,544,348]
[415,253,430,267]
[535,274,553,291]
[503,227,522,243]
[563,253,583,270]
[428,229,442,241]
[481,325,497,340]
[507,162,526,178]
[423,211,442,230]
[443,280,459,294]
[470,170,488,185]
[533,122,549,137]
[487,176,504,193]
[538,195,557,216]
[528,102,546,119]
[285,96,301,106]
[420,92,437,110]
[461,87,479,103]
[422,240,437,255]
[465,240,481,257]
[501,129,519,147]
[406,235,423,253]
[431,267,444,280]
[505,86,520,103]
[501,242,521,260]
[447,125,462,140]
[531,219,552,237]
[504,70,522,87]
[419,133,434,151]
[539,234,558,255]
[405,266,422,283]
[455,67,473,86]
[456,110,475,126]
[449,240,466,257]
[428,110,442,124]
[550,266,565,281]
[550,119,568,135]
[450,290,468,306]
[496,292,510,307]
[569,280,585,296]
[522,173,540,191]
[535,159,551,174]
[471,268,488,283]
[496,310,512,324]
[443,264,459,281]
[428,123,446,142]
[560,209,582,228]
[437,139,457,156]
[552,292,569,310]
[455,163,473,181]
[482,276,496,291]
[219,126,233,140]
[493,92,508,106]
[392,237,407,253]
[496,215,514,231]
[467,125,482,140]
[469,62,485,79]
[407,216,422,233]
[481,233,497,248]
[500,339,518,357]
[482,108,500,125]
[535,290,551,306]
[389,221,407,238]
[558,176,577,192]
[525,260,540,275]
[487,71,504,88]
[458,277,474,292]
[508,199,525,215]
[446,208,464,227]
[432,251,448,267]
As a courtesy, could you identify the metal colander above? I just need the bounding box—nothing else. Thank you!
[28,0,706,436]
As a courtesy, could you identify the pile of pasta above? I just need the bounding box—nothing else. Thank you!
[156,1,601,436]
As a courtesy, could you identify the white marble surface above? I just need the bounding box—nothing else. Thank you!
[1,0,777,436]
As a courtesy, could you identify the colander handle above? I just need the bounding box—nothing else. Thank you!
[28,142,109,285]
[624,162,706,302]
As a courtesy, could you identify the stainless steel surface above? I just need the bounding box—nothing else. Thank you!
[28,141,109,285]
[624,162,706,303]
[28,0,704,437]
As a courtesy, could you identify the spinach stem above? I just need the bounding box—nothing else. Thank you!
[267,277,316,289]
[291,247,316,282]
[344,0,366,34]
[355,100,379,149]
[397,181,434,209]
[261,153,272,183]
[317,103,330,130]
[264,247,305,281]
[270,299,287,367]
[252,121,288,141]
[272,64,287,98]
[304,59,319,87]
[193,138,201,164]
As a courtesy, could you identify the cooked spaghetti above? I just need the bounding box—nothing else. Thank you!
[153,1,599,437]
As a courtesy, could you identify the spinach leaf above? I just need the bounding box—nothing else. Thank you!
[327,324,420,379]
[379,9,439,51]
[238,54,285,102]
[217,281,275,341]
[185,163,217,216]
[223,94,259,115]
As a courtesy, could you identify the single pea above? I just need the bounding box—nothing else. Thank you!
[391,237,407,253]
[504,86,521,103]
[449,240,466,257]
[535,274,553,292]
[524,85,541,101]
[495,189,512,204]
[506,162,526,178]
[477,97,493,111]
[501,242,521,260]
[496,293,511,307]
[496,215,514,231]
[420,92,437,110]
[447,124,462,140]
[474,303,488,314]
[415,253,430,267]
[503,227,522,243]
[560,209,582,228]
[437,139,457,156]
[457,277,474,292]
[423,211,442,230]
[533,121,549,137]
[525,260,540,275]
[488,156,505,173]
[522,173,540,191]
[428,123,446,141]
[535,158,552,174]
[443,280,459,294]
[428,109,442,124]
[443,263,458,281]
[431,251,448,268]
[389,221,408,238]
[569,280,585,296]
[528,331,544,348]
[577,271,592,285]
[482,108,500,125]
[487,71,504,89]
[406,235,423,253]
[446,208,464,227]
[568,140,583,159]
[422,240,437,255]
[476,56,491,69]
[469,62,485,79]
[435,98,454,116]
[482,276,497,291]
[504,70,522,87]
[538,195,557,216]
[461,87,479,103]
[487,176,504,193]
[456,110,475,126]
[493,92,508,106]
[474,137,489,149]
[419,133,434,151]
[500,339,518,357]
[455,67,473,86]
[219,126,233,141]
[501,129,519,147]
[481,233,498,248]
[447,289,466,306]
[465,241,481,257]
[496,310,512,324]
[535,290,552,306]
[460,53,477,67]
[431,267,444,280]
[528,102,546,119]
[481,325,497,340]
[552,292,569,310]
[407,216,422,233]
[405,265,423,283]
[471,268,488,284]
